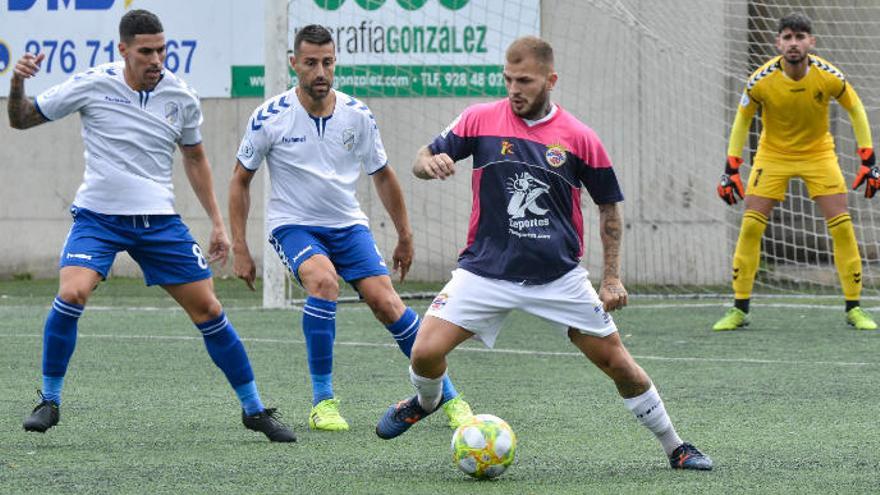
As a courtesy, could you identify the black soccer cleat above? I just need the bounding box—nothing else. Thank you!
[669,442,713,470]
[242,408,297,443]
[376,395,435,440]
[23,391,60,433]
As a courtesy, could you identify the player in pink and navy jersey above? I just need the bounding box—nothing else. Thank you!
[377,35,713,471]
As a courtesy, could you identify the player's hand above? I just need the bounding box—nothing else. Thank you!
[717,156,745,205]
[423,153,456,180]
[599,277,628,312]
[12,52,45,81]
[232,246,256,291]
[392,235,414,282]
[851,148,880,198]
[207,225,231,268]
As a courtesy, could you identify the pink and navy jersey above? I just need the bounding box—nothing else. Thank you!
[430,99,623,284]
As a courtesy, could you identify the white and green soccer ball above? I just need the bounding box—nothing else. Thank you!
[450,414,516,480]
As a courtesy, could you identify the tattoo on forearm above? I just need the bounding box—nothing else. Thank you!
[8,81,46,129]
[599,203,622,279]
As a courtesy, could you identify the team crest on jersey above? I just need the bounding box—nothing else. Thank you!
[430,293,449,311]
[342,128,356,151]
[545,144,567,168]
[500,140,514,155]
[239,138,255,159]
[165,102,180,125]
[814,90,824,103]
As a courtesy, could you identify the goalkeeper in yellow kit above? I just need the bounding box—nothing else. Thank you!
[714,12,879,331]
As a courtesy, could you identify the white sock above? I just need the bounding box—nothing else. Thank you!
[623,384,683,456]
[409,366,444,412]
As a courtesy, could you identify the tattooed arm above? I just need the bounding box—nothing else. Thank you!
[8,53,48,130]
[598,202,628,311]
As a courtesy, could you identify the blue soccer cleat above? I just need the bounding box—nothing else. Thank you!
[669,442,713,470]
[376,395,435,439]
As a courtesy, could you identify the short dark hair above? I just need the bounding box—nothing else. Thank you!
[294,24,334,54]
[119,9,163,43]
[778,12,812,34]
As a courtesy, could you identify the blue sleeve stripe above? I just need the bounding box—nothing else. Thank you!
[33,98,51,121]
[239,159,260,171]
[367,163,389,175]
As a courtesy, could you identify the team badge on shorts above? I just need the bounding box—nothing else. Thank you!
[593,305,611,324]
[430,293,449,311]
[545,144,567,168]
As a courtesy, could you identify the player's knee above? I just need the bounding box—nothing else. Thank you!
[607,357,648,387]
[57,285,92,306]
[365,291,404,324]
[190,297,224,323]
[202,299,224,321]
[411,339,443,368]
[307,273,340,300]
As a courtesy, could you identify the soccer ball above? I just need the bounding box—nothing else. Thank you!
[450,414,516,480]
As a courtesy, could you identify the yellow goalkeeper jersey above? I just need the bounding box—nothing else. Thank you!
[729,54,871,159]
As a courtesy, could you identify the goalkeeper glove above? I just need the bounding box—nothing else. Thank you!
[852,148,880,198]
[717,156,745,205]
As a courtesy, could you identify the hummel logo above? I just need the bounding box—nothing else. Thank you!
[854,272,862,284]
[732,267,740,280]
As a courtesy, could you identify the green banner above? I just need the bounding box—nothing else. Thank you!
[231,64,506,98]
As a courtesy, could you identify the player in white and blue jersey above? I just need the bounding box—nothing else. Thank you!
[7,9,294,442]
[229,25,473,432]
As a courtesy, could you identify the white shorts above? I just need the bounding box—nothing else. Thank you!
[425,267,617,348]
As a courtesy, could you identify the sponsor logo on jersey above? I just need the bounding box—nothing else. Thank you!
[165,101,180,125]
[545,143,567,168]
[500,140,514,156]
[103,95,131,105]
[430,293,449,311]
[506,172,550,219]
[342,127,356,151]
[282,135,307,144]
[506,171,552,239]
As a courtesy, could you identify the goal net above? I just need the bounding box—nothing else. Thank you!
[264,0,880,307]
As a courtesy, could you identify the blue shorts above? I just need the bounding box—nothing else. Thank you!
[269,224,389,285]
[59,206,212,286]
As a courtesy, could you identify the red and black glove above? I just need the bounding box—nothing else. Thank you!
[717,156,745,205]
[852,147,880,199]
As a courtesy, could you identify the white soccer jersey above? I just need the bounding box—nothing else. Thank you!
[236,88,388,231]
[35,62,203,215]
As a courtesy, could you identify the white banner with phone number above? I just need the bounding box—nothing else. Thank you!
[0,0,264,98]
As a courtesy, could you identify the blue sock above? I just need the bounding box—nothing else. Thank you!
[303,296,337,405]
[386,307,459,403]
[234,381,264,416]
[196,313,261,413]
[311,374,333,406]
[41,296,84,405]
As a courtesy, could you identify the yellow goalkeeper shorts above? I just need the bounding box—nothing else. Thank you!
[746,151,847,201]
